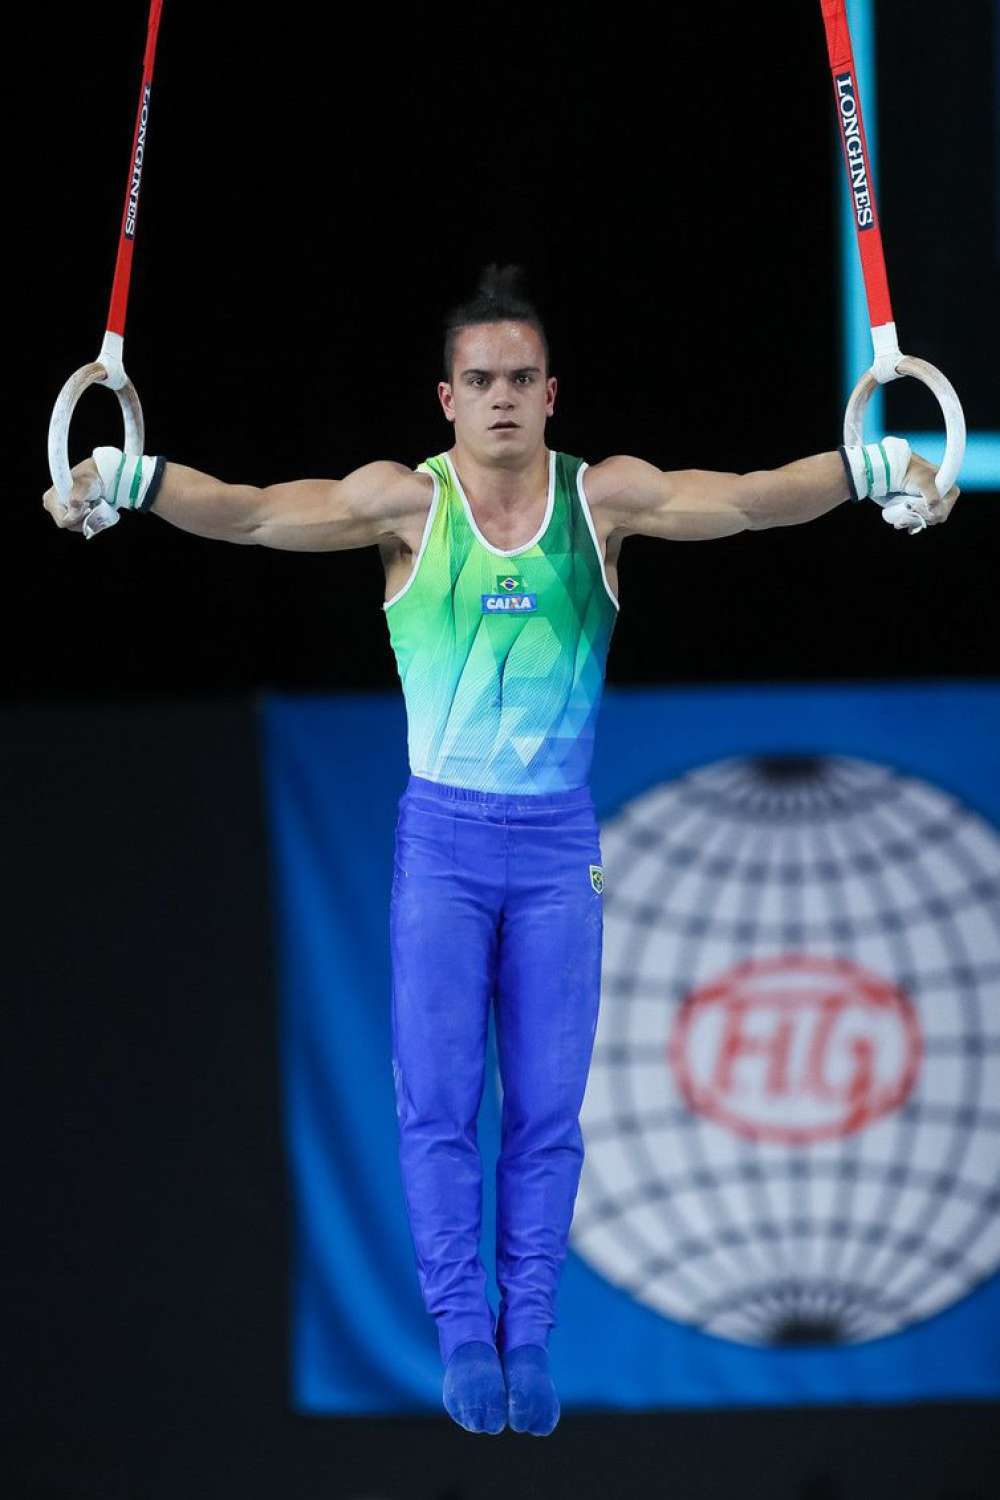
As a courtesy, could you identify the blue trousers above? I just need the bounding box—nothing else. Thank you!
[389,773,604,1364]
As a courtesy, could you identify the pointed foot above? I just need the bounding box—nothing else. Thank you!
[442,1341,507,1434]
[502,1343,560,1436]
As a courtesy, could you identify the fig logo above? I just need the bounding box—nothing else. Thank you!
[570,753,1000,1345]
[669,954,922,1145]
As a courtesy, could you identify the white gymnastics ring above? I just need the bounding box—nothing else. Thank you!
[47,358,145,536]
[843,355,966,500]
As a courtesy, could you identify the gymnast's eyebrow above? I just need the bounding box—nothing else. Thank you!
[459,366,542,378]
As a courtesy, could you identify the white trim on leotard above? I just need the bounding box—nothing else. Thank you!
[382,466,441,611]
[444,449,556,557]
[576,461,620,611]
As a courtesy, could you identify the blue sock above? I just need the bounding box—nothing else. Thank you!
[441,1341,507,1434]
[502,1343,560,1436]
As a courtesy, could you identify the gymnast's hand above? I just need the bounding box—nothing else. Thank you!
[901,451,960,525]
[869,446,962,535]
[42,458,103,534]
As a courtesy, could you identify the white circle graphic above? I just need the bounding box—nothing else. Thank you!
[572,755,1000,1345]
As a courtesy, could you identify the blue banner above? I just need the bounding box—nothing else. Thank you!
[260,683,1000,1415]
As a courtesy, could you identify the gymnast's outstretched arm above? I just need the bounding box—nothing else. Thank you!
[584,448,959,542]
[43,456,432,551]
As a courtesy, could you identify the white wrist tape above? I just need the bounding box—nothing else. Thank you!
[841,435,933,535]
[842,436,912,501]
[92,446,159,510]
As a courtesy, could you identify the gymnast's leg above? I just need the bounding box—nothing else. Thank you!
[389,781,506,1432]
[493,792,604,1434]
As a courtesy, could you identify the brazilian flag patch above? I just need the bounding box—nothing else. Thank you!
[497,574,523,592]
[589,864,604,894]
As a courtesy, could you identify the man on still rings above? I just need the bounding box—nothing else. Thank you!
[43,263,959,1436]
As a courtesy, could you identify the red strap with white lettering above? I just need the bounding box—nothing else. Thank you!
[106,0,165,338]
[819,0,893,328]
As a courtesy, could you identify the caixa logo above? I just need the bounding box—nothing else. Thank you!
[668,953,921,1145]
[481,592,537,613]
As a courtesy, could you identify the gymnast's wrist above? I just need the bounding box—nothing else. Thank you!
[838,437,912,504]
[91,446,167,512]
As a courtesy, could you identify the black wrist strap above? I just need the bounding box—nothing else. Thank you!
[838,445,861,503]
[139,455,166,512]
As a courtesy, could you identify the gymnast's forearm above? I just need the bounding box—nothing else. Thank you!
[147,461,265,543]
[741,452,850,529]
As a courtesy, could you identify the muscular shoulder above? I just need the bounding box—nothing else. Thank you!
[349,461,432,521]
[580,454,667,535]
[341,460,434,544]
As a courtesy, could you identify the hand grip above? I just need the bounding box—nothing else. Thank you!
[843,355,966,499]
[47,362,145,536]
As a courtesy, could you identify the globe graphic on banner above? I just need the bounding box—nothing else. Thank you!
[570,755,1000,1345]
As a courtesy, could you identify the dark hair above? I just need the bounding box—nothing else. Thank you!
[442,263,549,381]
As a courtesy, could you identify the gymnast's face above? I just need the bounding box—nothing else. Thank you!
[438,322,557,466]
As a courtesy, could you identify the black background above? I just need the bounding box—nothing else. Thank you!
[24,0,998,697]
[10,2,999,1496]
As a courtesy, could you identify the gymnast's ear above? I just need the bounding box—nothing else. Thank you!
[545,375,558,416]
[438,381,456,423]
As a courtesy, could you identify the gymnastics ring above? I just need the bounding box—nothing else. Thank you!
[47,336,145,537]
[843,354,966,501]
[821,2,966,504]
[47,0,163,538]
